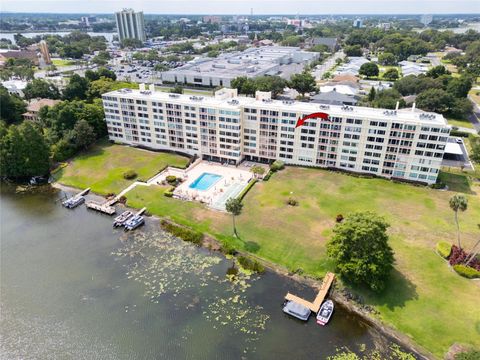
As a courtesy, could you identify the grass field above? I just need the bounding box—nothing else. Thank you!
[447,117,475,129]
[125,167,480,358]
[51,59,76,67]
[54,141,189,195]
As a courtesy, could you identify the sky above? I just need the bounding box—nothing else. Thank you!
[1,0,479,15]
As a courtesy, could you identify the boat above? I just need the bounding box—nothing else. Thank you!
[282,300,311,321]
[316,299,334,326]
[124,215,145,231]
[113,211,133,227]
[62,196,85,209]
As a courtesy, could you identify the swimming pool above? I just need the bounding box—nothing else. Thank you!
[189,172,222,191]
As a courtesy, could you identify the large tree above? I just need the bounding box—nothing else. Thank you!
[23,79,61,100]
[359,62,379,78]
[0,121,50,178]
[63,74,89,101]
[73,119,96,150]
[0,85,26,124]
[289,72,317,97]
[326,212,394,292]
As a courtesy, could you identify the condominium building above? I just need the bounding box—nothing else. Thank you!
[38,40,51,65]
[102,86,450,185]
[115,9,146,43]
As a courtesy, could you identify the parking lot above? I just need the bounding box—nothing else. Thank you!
[442,137,474,170]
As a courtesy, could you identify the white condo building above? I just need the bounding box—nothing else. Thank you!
[102,86,450,185]
[115,9,146,42]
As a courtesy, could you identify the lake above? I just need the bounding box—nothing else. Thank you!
[0,185,409,359]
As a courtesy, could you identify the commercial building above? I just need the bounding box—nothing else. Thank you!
[160,46,319,87]
[102,86,450,185]
[115,9,146,43]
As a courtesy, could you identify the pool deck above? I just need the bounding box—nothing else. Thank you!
[174,162,253,210]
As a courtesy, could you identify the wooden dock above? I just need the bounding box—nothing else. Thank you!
[85,197,118,215]
[135,207,147,216]
[285,272,335,313]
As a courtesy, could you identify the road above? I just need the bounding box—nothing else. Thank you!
[467,94,480,132]
[312,50,345,81]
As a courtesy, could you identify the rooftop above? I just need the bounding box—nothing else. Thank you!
[161,46,316,79]
[103,87,448,126]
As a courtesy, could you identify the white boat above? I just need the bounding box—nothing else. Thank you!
[316,299,334,326]
[62,196,85,209]
[113,211,134,227]
[124,215,145,231]
[282,300,311,321]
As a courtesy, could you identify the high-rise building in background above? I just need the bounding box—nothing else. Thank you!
[353,18,363,28]
[420,14,433,26]
[38,40,51,65]
[115,9,146,43]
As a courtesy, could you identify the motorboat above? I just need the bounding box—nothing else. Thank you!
[282,300,311,321]
[316,299,334,326]
[113,211,134,227]
[124,215,145,231]
[62,196,85,209]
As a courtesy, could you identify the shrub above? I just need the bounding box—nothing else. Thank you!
[160,220,203,245]
[166,175,177,184]
[221,243,237,256]
[287,197,299,206]
[453,264,480,279]
[436,241,452,259]
[336,214,344,223]
[237,255,265,274]
[270,160,285,172]
[164,187,175,197]
[123,170,137,180]
[449,245,480,271]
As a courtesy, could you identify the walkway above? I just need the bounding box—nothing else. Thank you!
[285,272,335,313]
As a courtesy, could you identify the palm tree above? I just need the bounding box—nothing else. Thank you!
[449,194,468,249]
[225,197,243,238]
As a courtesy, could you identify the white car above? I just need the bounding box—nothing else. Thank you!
[456,138,463,144]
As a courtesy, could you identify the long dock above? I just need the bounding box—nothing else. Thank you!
[285,272,335,313]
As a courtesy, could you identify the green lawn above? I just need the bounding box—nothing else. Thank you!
[52,59,76,67]
[125,167,480,358]
[54,141,189,195]
[447,118,475,129]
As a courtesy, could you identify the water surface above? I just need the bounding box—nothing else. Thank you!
[1,186,404,359]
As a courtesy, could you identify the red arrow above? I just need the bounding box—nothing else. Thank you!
[295,112,329,128]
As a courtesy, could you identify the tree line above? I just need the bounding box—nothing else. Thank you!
[0,67,128,180]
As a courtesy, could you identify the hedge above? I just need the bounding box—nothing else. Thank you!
[236,179,257,201]
[436,241,452,259]
[163,187,175,197]
[160,220,203,245]
[263,170,273,181]
[450,130,470,138]
[453,264,480,279]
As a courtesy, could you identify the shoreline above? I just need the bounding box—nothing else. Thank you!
[51,181,434,359]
